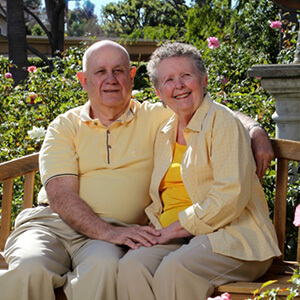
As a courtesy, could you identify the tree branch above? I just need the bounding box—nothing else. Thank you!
[26,43,53,71]
[23,5,53,44]
[0,3,7,19]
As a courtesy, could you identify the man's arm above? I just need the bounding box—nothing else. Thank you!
[46,176,160,249]
[235,112,274,181]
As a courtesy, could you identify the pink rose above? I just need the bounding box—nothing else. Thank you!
[29,92,37,99]
[221,76,229,84]
[208,293,232,300]
[207,37,220,49]
[27,92,37,104]
[293,204,300,226]
[27,66,37,73]
[5,72,12,79]
[270,21,282,29]
[221,293,232,300]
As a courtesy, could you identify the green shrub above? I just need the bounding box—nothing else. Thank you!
[0,44,88,161]
[0,43,89,219]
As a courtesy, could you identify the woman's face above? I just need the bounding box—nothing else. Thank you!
[156,56,207,118]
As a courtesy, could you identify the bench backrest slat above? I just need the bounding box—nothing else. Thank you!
[0,153,39,182]
[273,158,289,259]
[23,171,36,209]
[271,138,300,262]
[0,153,39,250]
[1,178,13,250]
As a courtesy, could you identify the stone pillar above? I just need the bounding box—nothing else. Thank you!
[248,64,300,142]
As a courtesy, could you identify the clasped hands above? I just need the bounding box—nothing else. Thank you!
[106,221,191,250]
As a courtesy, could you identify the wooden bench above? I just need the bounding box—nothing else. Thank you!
[0,153,66,300]
[214,138,300,299]
[0,138,300,299]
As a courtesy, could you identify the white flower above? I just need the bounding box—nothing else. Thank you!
[132,90,141,96]
[28,126,46,140]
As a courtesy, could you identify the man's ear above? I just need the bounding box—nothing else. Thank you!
[204,75,208,87]
[77,71,87,90]
[130,66,137,84]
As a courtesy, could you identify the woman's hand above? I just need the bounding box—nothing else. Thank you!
[157,221,192,244]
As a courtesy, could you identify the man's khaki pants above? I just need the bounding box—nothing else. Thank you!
[0,206,127,300]
[117,235,273,300]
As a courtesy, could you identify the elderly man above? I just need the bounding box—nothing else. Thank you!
[0,40,273,300]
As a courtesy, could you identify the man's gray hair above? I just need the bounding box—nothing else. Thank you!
[147,42,207,88]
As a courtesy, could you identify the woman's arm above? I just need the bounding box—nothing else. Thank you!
[156,221,192,244]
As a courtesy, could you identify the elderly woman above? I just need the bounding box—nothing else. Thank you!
[117,43,281,300]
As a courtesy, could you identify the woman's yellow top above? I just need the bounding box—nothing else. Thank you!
[159,142,192,227]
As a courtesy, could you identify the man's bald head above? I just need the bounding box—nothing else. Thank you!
[82,40,131,72]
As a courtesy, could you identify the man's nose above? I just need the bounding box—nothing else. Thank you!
[105,71,117,83]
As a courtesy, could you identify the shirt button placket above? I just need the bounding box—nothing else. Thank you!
[106,129,111,164]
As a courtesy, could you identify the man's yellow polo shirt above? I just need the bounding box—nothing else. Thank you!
[39,99,172,225]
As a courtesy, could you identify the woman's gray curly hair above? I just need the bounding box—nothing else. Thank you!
[147,42,207,89]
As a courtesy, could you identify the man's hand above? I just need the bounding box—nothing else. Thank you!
[249,126,274,182]
[103,225,161,250]
[235,112,274,181]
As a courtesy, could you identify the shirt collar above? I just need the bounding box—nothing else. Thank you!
[79,99,138,128]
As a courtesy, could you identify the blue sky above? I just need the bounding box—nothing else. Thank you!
[67,0,114,17]
[67,0,113,18]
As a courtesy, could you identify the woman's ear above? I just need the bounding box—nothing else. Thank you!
[156,89,167,108]
[155,88,162,100]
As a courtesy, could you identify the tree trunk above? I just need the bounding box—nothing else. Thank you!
[7,0,28,84]
[45,0,65,56]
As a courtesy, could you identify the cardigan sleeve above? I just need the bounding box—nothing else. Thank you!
[179,109,256,236]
